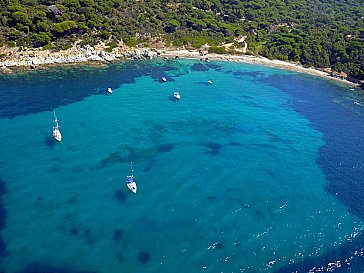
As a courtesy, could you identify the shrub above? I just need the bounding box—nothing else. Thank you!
[208,46,227,54]
[125,37,137,47]
[43,44,54,50]
[7,41,16,47]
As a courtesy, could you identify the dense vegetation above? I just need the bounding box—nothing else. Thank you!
[0,0,363,79]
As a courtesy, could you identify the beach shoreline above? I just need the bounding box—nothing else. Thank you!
[0,45,359,88]
[159,49,359,87]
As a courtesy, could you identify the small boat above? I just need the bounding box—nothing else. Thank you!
[173,90,181,100]
[107,87,113,94]
[126,162,137,194]
[207,80,213,85]
[162,77,167,82]
[52,110,62,142]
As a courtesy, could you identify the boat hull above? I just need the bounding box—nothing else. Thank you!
[53,129,62,142]
[127,181,137,193]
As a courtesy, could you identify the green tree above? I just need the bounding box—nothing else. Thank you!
[32,31,52,47]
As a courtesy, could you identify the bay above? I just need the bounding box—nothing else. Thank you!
[0,59,363,273]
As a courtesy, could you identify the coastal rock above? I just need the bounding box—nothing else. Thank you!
[47,5,63,15]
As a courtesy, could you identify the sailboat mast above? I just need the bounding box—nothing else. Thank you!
[130,162,134,177]
[53,111,59,128]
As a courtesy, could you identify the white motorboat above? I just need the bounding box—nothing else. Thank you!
[173,91,181,100]
[107,87,113,93]
[52,110,62,142]
[207,80,213,85]
[173,88,181,100]
[126,162,137,194]
[162,77,167,82]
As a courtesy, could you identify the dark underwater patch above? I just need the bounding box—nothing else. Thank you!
[114,190,127,204]
[0,62,176,119]
[206,63,221,69]
[148,65,176,81]
[113,229,123,241]
[98,145,139,168]
[202,142,222,155]
[99,151,126,168]
[157,143,175,153]
[100,145,158,170]
[18,262,98,273]
[70,227,78,235]
[191,63,209,71]
[232,71,263,78]
[138,251,151,264]
[206,196,218,202]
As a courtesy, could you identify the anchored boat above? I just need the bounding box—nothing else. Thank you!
[126,162,137,194]
[52,110,62,142]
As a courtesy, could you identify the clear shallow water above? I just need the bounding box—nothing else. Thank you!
[0,60,363,272]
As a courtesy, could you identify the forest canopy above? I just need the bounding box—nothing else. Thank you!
[0,0,363,79]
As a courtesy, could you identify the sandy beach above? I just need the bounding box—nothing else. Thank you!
[0,45,359,88]
[159,49,359,87]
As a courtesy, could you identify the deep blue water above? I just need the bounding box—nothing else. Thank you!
[261,74,364,219]
[0,59,363,273]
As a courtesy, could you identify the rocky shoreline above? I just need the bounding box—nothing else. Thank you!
[0,45,360,88]
[0,45,155,71]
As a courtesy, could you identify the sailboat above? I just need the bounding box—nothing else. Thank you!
[52,110,62,142]
[126,162,137,194]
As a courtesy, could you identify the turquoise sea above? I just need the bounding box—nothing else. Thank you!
[0,59,363,273]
